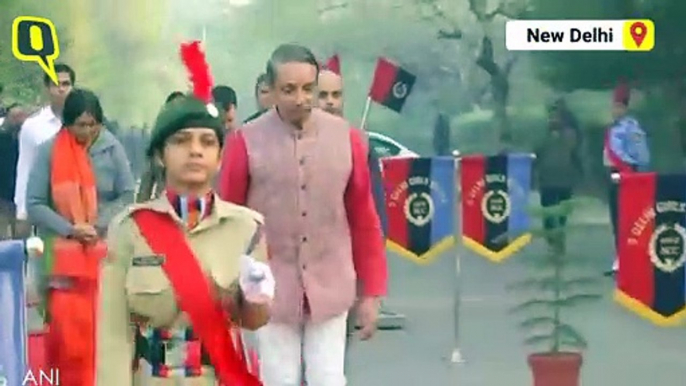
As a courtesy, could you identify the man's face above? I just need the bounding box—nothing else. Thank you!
[256,82,273,111]
[161,128,221,186]
[317,70,343,116]
[224,104,237,132]
[5,106,27,133]
[271,62,318,126]
[612,102,627,120]
[47,72,73,109]
[7,106,27,125]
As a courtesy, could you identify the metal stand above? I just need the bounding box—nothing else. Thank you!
[451,151,465,364]
[359,96,372,130]
[377,305,406,330]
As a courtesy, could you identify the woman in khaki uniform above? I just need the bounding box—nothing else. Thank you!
[96,41,274,386]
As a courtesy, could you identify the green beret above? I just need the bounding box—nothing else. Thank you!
[147,95,225,157]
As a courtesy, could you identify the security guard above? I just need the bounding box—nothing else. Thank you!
[95,42,274,386]
[603,82,650,275]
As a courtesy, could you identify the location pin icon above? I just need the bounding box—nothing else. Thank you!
[630,21,647,47]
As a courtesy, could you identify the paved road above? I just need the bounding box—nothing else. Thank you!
[347,221,686,386]
[23,201,685,385]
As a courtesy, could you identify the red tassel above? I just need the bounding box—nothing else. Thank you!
[180,41,214,103]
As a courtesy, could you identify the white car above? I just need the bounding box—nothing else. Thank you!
[367,131,419,159]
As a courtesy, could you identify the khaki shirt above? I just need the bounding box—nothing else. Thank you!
[95,195,268,386]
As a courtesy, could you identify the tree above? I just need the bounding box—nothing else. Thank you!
[509,200,601,353]
[526,0,686,93]
[0,0,64,105]
[414,0,529,149]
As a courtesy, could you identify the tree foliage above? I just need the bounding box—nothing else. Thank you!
[526,0,686,92]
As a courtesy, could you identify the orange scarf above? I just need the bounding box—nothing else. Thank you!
[45,128,105,386]
[50,128,98,225]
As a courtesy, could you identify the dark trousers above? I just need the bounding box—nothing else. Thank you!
[608,176,619,249]
[607,166,636,250]
[0,199,16,240]
[540,187,573,230]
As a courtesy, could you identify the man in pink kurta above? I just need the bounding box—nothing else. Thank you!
[218,44,387,386]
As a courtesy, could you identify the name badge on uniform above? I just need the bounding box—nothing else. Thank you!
[132,254,165,267]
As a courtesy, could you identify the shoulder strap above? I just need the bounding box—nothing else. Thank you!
[131,209,262,386]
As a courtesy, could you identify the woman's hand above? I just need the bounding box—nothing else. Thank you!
[72,223,98,243]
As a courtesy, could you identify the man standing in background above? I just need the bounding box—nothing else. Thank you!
[603,83,650,275]
[14,63,75,236]
[212,85,239,132]
[243,73,273,123]
[0,103,27,238]
[318,67,405,363]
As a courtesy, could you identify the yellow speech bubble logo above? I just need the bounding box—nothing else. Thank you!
[12,16,61,84]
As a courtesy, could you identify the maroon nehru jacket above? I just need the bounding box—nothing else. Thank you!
[217,108,388,324]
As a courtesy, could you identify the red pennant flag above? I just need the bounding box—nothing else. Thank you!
[615,172,686,326]
[382,157,457,265]
[368,57,416,113]
[460,154,533,262]
[323,54,341,75]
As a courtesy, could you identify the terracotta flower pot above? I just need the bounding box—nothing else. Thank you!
[527,352,583,386]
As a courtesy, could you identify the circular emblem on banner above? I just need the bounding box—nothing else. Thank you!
[648,224,686,273]
[481,190,511,224]
[392,82,408,99]
[404,192,434,226]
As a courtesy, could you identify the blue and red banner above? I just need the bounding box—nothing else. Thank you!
[615,172,686,326]
[460,153,532,262]
[383,157,456,265]
[0,240,28,386]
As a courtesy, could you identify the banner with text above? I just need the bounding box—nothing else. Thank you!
[615,172,686,326]
[460,153,532,262]
[383,157,456,265]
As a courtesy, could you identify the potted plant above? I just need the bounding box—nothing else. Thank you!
[509,199,602,386]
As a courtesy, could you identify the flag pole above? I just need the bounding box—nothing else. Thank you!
[451,149,465,364]
[360,96,372,130]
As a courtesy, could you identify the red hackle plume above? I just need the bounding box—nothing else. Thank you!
[180,41,214,103]
[324,54,341,75]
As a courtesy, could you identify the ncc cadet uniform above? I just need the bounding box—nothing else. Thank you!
[95,94,271,386]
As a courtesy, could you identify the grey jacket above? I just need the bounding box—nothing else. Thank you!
[26,129,135,238]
